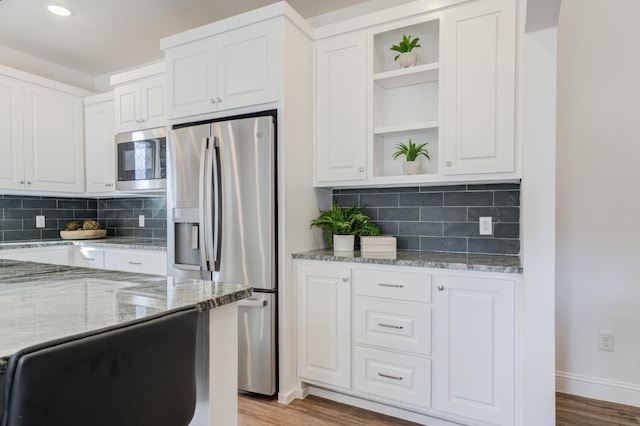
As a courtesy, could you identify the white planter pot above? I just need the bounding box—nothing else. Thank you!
[398,52,417,68]
[403,160,419,175]
[333,235,355,252]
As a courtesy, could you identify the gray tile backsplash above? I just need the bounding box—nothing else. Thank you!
[0,195,166,242]
[333,183,520,255]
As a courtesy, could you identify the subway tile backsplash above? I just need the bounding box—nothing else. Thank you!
[333,183,520,255]
[0,195,166,242]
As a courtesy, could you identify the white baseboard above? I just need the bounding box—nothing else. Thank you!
[277,387,308,405]
[556,371,640,407]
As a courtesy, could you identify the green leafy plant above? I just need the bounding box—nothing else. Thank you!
[389,34,421,61]
[310,202,381,246]
[392,139,430,162]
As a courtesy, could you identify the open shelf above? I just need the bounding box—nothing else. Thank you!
[373,63,439,89]
[374,121,438,137]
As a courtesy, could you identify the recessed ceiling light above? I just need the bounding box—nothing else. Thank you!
[43,3,74,17]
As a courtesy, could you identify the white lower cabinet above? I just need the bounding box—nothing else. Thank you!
[433,274,515,425]
[295,259,519,426]
[73,246,105,269]
[0,246,71,266]
[103,249,167,275]
[296,263,351,388]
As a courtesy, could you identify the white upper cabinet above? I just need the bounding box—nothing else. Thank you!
[0,75,24,190]
[84,93,116,194]
[315,32,367,183]
[441,0,516,175]
[313,0,518,187]
[22,83,84,193]
[113,74,165,133]
[165,19,277,119]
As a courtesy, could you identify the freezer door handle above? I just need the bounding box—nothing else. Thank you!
[172,263,202,271]
[237,298,268,308]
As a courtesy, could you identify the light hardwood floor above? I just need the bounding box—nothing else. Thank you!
[238,392,640,425]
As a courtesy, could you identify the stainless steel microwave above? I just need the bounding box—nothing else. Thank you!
[115,127,167,191]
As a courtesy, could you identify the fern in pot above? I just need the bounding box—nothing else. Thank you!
[393,139,430,175]
[310,203,380,251]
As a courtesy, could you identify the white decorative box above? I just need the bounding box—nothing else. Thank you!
[360,236,397,253]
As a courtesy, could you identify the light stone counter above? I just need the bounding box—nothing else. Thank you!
[0,259,250,373]
[293,249,522,274]
[0,237,167,252]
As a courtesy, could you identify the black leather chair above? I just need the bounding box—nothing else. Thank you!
[1,307,201,426]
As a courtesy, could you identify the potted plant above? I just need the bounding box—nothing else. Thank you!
[390,34,421,68]
[310,203,380,251]
[392,139,430,175]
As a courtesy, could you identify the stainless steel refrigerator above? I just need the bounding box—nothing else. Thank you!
[167,111,277,396]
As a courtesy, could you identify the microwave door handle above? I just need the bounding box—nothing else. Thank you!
[212,137,222,271]
[198,137,211,271]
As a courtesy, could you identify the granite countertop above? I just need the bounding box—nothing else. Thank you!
[0,259,251,372]
[0,237,167,251]
[293,249,522,274]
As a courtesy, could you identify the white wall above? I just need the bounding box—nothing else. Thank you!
[556,0,640,406]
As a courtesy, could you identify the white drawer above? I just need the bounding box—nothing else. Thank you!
[73,247,105,269]
[353,346,431,409]
[354,297,431,355]
[353,268,431,302]
[104,249,167,275]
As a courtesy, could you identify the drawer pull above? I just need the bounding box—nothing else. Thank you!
[378,323,403,330]
[83,257,95,261]
[378,283,404,288]
[128,261,143,265]
[378,372,403,381]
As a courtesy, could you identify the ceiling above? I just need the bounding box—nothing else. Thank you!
[0,0,371,78]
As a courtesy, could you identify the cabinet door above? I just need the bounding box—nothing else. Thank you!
[441,0,516,175]
[114,82,141,133]
[22,84,84,192]
[0,76,24,190]
[434,274,515,425]
[216,19,277,111]
[315,33,367,183]
[165,37,216,119]
[140,75,166,129]
[84,97,116,193]
[297,263,351,388]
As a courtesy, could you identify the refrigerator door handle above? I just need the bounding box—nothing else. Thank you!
[198,137,213,271]
[212,137,223,271]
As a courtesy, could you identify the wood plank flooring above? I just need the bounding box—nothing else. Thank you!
[239,392,640,425]
[556,392,640,426]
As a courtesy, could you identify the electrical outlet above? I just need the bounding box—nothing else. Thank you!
[479,217,493,235]
[599,332,615,351]
[138,215,145,227]
[36,215,45,228]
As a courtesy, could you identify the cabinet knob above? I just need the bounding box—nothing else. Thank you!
[359,167,365,173]
[445,161,452,167]
[216,97,222,104]
[210,99,215,104]
[20,180,24,184]
[26,181,32,185]
[437,285,445,291]
[140,118,145,123]
[342,277,349,283]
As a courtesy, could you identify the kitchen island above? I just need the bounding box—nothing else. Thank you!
[0,259,251,425]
